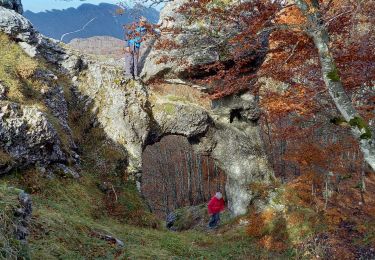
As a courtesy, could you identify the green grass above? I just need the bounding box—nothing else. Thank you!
[2,159,297,260]
[0,33,42,104]
[0,185,30,259]
[1,172,292,259]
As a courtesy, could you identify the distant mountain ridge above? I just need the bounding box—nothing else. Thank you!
[24,3,159,43]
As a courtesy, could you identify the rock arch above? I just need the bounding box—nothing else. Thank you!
[0,2,273,216]
[72,60,273,216]
[141,134,226,218]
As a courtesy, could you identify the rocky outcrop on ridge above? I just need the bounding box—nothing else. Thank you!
[0,2,273,216]
[0,6,83,72]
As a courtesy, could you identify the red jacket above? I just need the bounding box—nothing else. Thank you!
[208,196,225,214]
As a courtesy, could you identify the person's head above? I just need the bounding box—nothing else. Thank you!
[139,16,147,26]
[215,192,223,199]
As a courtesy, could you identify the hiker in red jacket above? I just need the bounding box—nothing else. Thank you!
[207,192,225,229]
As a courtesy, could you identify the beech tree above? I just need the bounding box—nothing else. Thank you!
[293,0,374,171]
[159,0,374,171]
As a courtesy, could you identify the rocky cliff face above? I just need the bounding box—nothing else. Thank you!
[0,1,273,216]
[0,101,66,174]
[141,0,274,215]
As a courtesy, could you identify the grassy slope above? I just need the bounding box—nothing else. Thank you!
[0,33,294,259]
[3,32,373,259]
[3,168,293,259]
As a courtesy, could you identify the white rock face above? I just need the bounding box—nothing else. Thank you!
[76,62,151,175]
[197,94,273,215]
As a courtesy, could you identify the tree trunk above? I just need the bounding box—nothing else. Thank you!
[185,151,193,204]
[295,0,375,171]
[207,157,210,200]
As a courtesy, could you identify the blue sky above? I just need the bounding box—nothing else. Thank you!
[23,0,126,12]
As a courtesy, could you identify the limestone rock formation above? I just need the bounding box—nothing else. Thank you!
[0,80,8,100]
[75,62,151,176]
[139,0,273,215]
[141,0,237,82]
[37,69,78,158]
[152,102,211,138]
[141,0,268,86]
[0,0,23,14]
[14,190,32,241]
[175,93,272,216]
[0,1,273,216]
[0,8,79,174]
[0,101,66,174]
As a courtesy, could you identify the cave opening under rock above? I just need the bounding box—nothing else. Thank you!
[141,135,226,219]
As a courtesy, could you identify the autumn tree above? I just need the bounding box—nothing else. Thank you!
[151,0,374,172]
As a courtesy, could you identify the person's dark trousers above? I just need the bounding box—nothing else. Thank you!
[208,213,220,228]
[124,46,139,79]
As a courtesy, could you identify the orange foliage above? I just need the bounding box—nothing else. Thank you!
[247,208,289,252]
[247,212,266,238]
[261,85,318,117]
[259,235,288,252]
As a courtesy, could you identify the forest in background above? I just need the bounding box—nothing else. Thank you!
[142,136,226,218]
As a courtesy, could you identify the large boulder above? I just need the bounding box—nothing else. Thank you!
[0,0,23,14]
[0,101,66,175]
[152,101,211,138]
